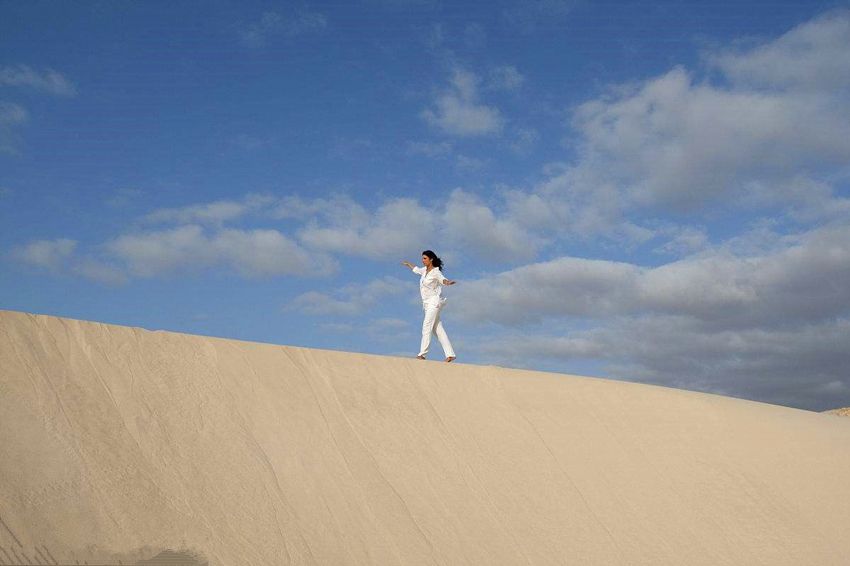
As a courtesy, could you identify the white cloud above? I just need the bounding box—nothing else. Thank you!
[11,238,77,270]
[488,10,850,248]
[144,194,275,225]
[240,10,327,47]
[106,224,332,278]
[217,227,333,277]
[529,167,638,238]
[709,10,850,91]
[454,223,850,327]
[422,68,504,136]
[503,189,566,233]
[273,194,369,225]
[296,197,437,260]
[106,225,212,276]
[740,175,850,222]
[443,189,543,262]
[0,67,74,154]
[0,65,77,96]
[453,256,641,325]
[271,191,551,266]
[11,238,129,285]
[71,259,128,286]
[289,276,408,316]
[572,66,850,210]
[289,291,363,316]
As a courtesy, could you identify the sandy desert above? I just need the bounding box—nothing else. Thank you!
[2,309,849,565]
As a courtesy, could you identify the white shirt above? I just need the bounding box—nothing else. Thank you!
[412,266,447,304]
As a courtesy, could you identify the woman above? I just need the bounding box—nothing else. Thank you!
[401,250,457,362]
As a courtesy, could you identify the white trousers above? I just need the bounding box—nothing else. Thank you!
[419,300,455,358]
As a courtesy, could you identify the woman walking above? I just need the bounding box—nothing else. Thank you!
[402,250,457,362]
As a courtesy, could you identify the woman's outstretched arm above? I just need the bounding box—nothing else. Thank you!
[401,260,416,269]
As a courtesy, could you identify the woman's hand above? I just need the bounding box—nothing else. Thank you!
[443,279,456,286]
[401,260,415,269]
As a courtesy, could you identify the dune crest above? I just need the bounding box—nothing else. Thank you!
[2,310,849,565]
[824,407,850,417]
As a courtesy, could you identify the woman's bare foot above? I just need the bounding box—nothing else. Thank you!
[416,355,426,360]
[445,356,456,363]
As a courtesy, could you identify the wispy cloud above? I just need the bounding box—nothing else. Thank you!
[508,127,538,154]
[652,225,709,256]
[454,155,486,171]
[106,225,334,278]
[495,10,850,242]
[406,140,454,158]
[143,194,276,226]
[71,258,128,286]
[289,276,408,316]
[422,68,504,136]
[0,101,28,154]
[0,65,77,96]
[240,9,327,47]
[10,238,77,271]
[708,9,850,91]
[487,65,525,91]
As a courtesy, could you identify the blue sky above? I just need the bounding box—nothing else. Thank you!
[2,1,849,411]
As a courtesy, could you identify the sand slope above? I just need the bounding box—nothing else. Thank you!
[1,310,849,565]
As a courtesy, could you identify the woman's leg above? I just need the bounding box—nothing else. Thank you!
[433,310,455,358]
[418,304,439,357]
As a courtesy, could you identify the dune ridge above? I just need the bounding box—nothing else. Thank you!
[824,407,850,417]
[1,309,849,565]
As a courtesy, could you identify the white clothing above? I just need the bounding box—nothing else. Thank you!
[411,265,455,358]
[412,265,447,305]
[419,301,455,358]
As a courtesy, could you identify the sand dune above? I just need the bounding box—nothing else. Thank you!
[824,407,850,417]
[1,309,849,565]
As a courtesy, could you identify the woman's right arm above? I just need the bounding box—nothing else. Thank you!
[402,261,422,273]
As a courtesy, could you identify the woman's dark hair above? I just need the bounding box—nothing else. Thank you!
[422,250,443,269]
